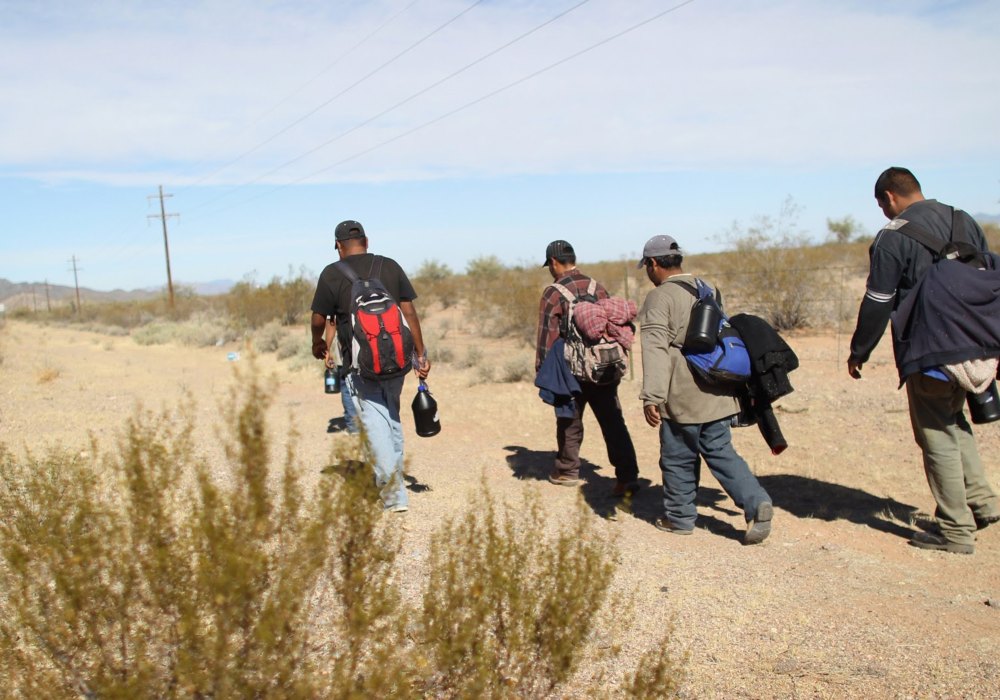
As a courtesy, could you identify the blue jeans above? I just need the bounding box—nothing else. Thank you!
[348,373,407,510]
[340,376,359,434]
[659,417,770,529]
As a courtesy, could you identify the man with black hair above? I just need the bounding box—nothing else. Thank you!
[535,239,639,496]
[638,235,772,544]
[311,220,430,513]
[848,167,999,554]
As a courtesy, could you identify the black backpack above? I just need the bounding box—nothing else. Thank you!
[334,257,415,381]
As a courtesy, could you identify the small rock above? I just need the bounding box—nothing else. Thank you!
[986,599,1000,609]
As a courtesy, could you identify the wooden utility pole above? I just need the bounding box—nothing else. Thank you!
[44,279,51,312]
[148,185,179,309]
[68,256,82,313]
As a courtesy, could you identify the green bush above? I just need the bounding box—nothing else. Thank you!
[226,268,314,331]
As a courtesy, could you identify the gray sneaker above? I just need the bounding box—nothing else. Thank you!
[744,502,773,545]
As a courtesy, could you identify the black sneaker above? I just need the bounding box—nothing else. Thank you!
[909,531,974,555]
[744,502,773,545]
[974,513,1000,531]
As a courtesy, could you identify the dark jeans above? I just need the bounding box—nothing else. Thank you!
[554,380,639,484]
[659,417,770,529]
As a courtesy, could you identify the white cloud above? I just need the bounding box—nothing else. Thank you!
[1,0,998,187]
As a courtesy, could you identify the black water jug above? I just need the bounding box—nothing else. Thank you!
[967,380,1000,424]
[684,296,722,353]
[412,381,441,437]
[324,366,341,394]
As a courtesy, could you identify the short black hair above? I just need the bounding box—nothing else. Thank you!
[649,254,683,269]
[875,167,921,201]
[552,253,576,265]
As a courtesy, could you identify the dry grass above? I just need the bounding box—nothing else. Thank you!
[35,366,59,384]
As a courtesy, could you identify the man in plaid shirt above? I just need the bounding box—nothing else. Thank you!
[535,240,640,496]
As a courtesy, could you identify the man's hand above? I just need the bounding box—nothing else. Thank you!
[847,358,863,380]
[312,338,328,360]
[415,354,431,380]
[643,404,661,428]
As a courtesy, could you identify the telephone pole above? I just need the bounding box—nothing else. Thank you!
[148,185,179,309]
[68,256,82,314]
[45,279,51,312]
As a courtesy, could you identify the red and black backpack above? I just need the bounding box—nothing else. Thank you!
[335,256,414,381]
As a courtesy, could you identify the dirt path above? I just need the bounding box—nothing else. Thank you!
[2,319,999,698]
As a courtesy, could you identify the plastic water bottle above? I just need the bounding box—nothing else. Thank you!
[411,381,441,437]
[324,366,341,394]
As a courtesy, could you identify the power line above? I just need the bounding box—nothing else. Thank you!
[179,0,424,190]
[189,0,593,214]
[194,0,700,220]
[185,0,487,214]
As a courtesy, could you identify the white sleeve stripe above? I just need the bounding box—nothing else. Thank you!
[864,288,895,303]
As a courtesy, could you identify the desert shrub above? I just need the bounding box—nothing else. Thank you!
[413,260,460,313]
[418,491,616,698]
[0,367,412,698]
[465,255,506,278]
[276,331,306,360]
[474,268,548,343]
[253,320,286,353]
[457,347,484,370]
[497,358,533,383]
[625,627,687,699]
[35,366,60,383]
[432,346,455,364]
[131,312,237,348]
[226,268,314,331]
[712,197,834,330]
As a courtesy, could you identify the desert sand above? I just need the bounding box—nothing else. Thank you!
[2,317,999,698]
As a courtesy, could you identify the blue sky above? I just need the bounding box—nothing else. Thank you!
[1,0,998,292]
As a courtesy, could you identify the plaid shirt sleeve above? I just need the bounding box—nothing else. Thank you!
[536,285,564,371]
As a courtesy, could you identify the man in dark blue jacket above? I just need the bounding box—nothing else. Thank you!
[847,167,999,554]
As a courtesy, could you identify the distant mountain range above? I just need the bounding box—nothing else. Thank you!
[0,278,235,311]
[973,212,1000,224]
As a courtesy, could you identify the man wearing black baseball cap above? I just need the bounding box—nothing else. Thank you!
[310,219,430,514]
[535,240,639,496]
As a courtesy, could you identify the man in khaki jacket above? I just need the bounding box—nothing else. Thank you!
[637,234,772,544]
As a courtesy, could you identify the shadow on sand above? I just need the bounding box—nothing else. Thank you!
[501,448,920,540]
[502,445,658,522]
[758,474,918,539]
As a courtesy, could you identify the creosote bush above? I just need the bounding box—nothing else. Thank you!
[419,490,616,698]
[0,368,684,698]
[0,366,406,697]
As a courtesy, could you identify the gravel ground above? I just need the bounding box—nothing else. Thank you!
[2,318,999,698]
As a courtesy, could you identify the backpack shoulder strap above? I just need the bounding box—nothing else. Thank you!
[334,260,361,283]
[586,278,597,297]
[368,255,384,281]
[896,221,947,259]
[667,278,698,297]
[668,278,720,304]
[549,281,576,303]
